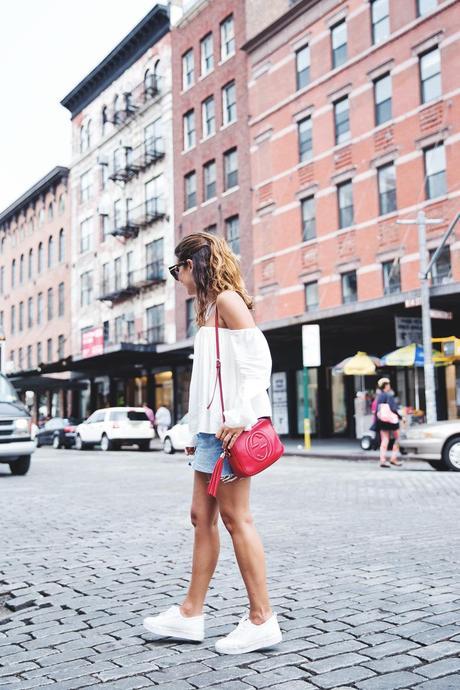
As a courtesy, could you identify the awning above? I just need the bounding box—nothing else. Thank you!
[10,375,88,393]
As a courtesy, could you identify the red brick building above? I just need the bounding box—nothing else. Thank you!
[0,167,77,420]
[243,0,460,436]
[170,0,253,343]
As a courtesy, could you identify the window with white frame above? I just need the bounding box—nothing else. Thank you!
[420,47,441,104]
[424,144,446,199]
[146,304,165,343]
[225,215,240,254]
[203,160,217,200]
[184,171,197,210]
[382,260,400,294]
[296,45,310,90]
[202,96,215,138]
[28,248,34,279]
[301,196,316,240]
[378,163,397,215]
[182,49,194,90]
[298,117,313,162]
[429,246,451,285]
[183,109,196,150]
[331,20,347,68]
[80,170,92,203]
[374,73,392,125]
[337,180,354,228]
[334,97,350,145]
[80,217,92,253]
[305,281,319,311]
[146,238,164,281]
[224,148,238,190]
[201,33,214,75]
[371,0,390,44]
[80,270,93,306]
[417,0,437,16]
[58,282,64,316]
[220,15,235,60]
[222,81,237,125]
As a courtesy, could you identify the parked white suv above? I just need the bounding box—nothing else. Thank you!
[74,407,154,451]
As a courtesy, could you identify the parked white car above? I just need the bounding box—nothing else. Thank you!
[75,407,154,451]
[163,414,191,454]
[399,419,460,471]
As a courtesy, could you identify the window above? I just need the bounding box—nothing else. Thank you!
[334,97,350,145]
[341,270,357,304]
[114,257,122,291]
[80,271,93,306]
[18,347,23,370]
[10,305,15,335]
[48,202,54,221]
[80,170,92,203]
[378,163,397,215]
[146,238,164,281]
[18,302,24,332]
[102,263,110,294]
[103,320,110,346]
[19,254,24,284]
[305,282,319,311]
[145,175,163,216]
[417,0,437,16]
[186,298,197,338]
[37,292,43,325]
[221,15,235,60]
[202,96,215,138]
[27,297,33,328]
[382,260,401,295]
[80,217,92,253]
[374,73,392,125]
[222,81,236,125]
[201,33,214,75]
[0,267,3,295]
[27,345,32,369]
[47,338,53,363]
[424,145,446,199]
[184,171,197,210]
[48,236,54,268]
[11,258,16,287]
[296,45,310,90]
[371,0,390,44]
[337,180,354,228]
[146,304,165,343]
[183,110,196,150]
[47,288,53,320]
[203,160,216,200]
[429,246,451,285]
[100,161,109,190]
[182,49,194,90]
[58,229,64,262]
[298,117,313,162]
[204,224,217,234]
[37,242,43,273]
[28,249,33,279]
[331,20,347,68]
[301,196,316,241]
[37,341,42,365]
[224,148,238,190]
[58,282,64,317]
[114,316,124,343]
[420,48,441,104]
[144,118,163,156]
[58,194,65,214]
[101,214,110,241]
[127,251,134,285]
[101,105,109,136]
[225,215,240,254]
[58,335,65,359]
[113,199,122,231]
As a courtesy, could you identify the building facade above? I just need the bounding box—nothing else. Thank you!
[61,6,180,419]
[244,0,460,436]
[0,167,75,421]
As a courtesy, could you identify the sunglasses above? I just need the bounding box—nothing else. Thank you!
[168,260,188,280]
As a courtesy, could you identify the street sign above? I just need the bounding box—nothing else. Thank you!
[302,324,321,367]
[429,309,453,320]
[405,297,422,308]
[395,316,422,347]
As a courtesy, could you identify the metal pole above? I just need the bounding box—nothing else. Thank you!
[303,366,311,449]
[417,210,437,424]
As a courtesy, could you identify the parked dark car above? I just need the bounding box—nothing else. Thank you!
[0,374,34,475]
[35,417,80,449]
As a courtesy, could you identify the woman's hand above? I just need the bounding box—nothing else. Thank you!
[216,425,245,451]
[185,446,196,456]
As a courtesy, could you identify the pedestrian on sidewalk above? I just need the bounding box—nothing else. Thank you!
[154,404,171,441]
[143,232,282,655]
[142,403,155,430]
[375,377,403,468]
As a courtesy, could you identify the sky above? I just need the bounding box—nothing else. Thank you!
[0,0,158,212]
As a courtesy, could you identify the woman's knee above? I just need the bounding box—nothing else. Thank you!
[190,507,218,529]
[220,509,253,535]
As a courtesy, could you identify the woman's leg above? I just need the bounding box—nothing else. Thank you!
[390,429,400,463]
[380,430,390,464]
[217,477,272,625]
[180,471,220,617]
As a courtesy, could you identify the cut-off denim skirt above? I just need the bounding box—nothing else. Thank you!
[188,432,237,482]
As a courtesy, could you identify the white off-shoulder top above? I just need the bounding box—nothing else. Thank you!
[187,318,272,446]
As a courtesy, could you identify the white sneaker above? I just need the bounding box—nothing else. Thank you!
[143,605,205,642]
[215,612,282,654]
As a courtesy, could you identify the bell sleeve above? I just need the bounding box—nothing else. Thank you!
[223,328,272,430]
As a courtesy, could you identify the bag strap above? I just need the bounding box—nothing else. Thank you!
[206,304,226,424]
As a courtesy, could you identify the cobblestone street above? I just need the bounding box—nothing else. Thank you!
[1,449,460,690]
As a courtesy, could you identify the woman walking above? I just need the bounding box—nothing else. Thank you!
[143,232,282,654]
[375,377,403,468]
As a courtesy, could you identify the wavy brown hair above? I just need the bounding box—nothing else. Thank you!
[175,232,253,326]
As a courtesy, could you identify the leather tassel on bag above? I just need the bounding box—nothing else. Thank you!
[208,453,225,497]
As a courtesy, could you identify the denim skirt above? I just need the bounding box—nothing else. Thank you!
[188,432,236,480]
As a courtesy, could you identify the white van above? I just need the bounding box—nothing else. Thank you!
[74,407,154,451]
[0,374,34,475]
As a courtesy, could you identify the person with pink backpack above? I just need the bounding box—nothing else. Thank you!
[375,377,403,468]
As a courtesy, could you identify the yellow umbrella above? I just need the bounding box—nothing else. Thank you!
[334,351,382,376]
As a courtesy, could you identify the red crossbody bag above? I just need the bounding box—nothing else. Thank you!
[207,307,284,497]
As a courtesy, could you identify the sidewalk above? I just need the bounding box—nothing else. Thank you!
[283,436,380,461]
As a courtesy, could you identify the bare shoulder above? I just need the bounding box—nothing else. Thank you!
[216,290,255,329]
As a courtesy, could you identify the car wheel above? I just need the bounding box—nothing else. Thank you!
[428,460,448,471]
[100,434,113,452]
[9,456,31,476]
[360,435,372,451]
[138,441,151,451]
[52,435,61,449]
[163,436,175,455]
[441,437,460,472]
[74,434,87,451]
